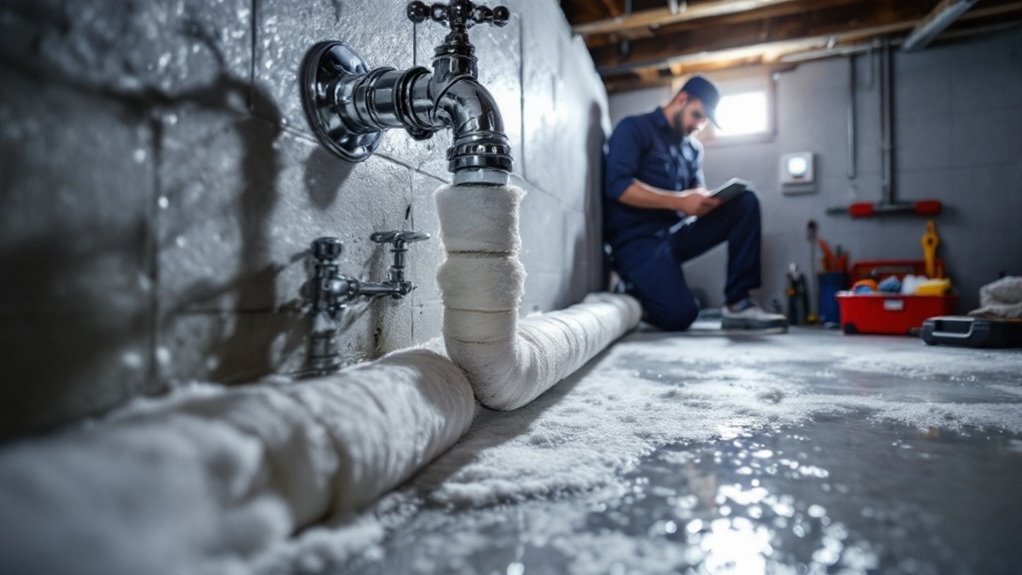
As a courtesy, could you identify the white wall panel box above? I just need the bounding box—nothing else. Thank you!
[780,151,815,191]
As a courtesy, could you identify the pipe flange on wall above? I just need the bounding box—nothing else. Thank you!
[301,41,384,162]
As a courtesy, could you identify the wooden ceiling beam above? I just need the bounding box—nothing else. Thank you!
[584,0,863,48]
[592,0,935,74]
[604,56,771,93]
[571,0,858,36]
[597,0,623,19]
[902,0,977,51]
[600,1,1022,92]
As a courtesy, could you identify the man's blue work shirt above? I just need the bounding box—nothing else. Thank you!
[604,106,705,253]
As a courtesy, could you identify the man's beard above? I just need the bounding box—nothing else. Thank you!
[672,104,696,137]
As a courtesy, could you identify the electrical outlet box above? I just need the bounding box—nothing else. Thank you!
[780,152,815,189]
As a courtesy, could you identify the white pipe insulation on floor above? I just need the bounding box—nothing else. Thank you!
[0,349,476,574]
[436,184,642,409]
[0,183,641,573]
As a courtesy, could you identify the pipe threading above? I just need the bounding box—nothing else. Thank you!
[447,137,513,173]
[432,76,513,176]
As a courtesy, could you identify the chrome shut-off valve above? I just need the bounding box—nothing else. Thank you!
[304,237,354,321]
[370,230,431,298]
[299,1,514,185]
[303,231,431,314]
[300,232,430,376]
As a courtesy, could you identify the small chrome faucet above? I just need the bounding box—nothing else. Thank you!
[301,231,430,375]
[367,230,431,297]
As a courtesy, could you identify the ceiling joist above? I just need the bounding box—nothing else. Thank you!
[560,0,1022,92]
[572,0,805,36]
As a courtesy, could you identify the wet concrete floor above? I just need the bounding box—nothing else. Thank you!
[339,324,1022,575]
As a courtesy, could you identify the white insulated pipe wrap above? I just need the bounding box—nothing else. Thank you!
[435,184,642,410]
[285,349,476,515]
[435,184,522,253]
[0,182,641,574]
[0,348,475,573]
[437,254,526,311]
[170,348,475,518]
[444,308,519,343]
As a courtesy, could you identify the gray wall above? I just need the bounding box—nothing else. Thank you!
[608,28,1022,314]
[0,0,609,439]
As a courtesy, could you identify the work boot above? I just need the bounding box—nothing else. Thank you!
[721,298,788,331]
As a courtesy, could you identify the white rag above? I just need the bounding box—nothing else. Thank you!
[969,276,1022,319]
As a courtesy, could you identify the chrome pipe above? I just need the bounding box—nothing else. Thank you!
[435,77,512,184]
[301,1,513,184]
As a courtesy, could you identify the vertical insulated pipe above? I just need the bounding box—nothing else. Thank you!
[435,184,642,410]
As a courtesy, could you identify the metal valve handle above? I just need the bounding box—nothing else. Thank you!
[407,1,509,29]
[311,236,344,261]
[370,230,431,246]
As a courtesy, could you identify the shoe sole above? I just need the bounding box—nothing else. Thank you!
[721,317,789,331]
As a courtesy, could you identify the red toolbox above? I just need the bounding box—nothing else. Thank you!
[837,260,958,335]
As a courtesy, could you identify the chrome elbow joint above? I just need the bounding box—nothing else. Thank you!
[436,77,512,184]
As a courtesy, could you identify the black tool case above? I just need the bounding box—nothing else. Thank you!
[921,315,1022,348]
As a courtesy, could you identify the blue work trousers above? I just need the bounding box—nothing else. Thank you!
[612,190,762,331]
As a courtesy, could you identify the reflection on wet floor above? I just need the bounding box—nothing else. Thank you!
[335,328,1022,575]
[342,416,1022,574]
[615,418,1021,575]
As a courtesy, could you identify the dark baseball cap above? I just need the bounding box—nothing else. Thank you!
[680,75,721,128]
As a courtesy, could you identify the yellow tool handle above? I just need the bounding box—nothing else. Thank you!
[921,220,940,278]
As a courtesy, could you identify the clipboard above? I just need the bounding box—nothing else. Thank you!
[710,178,751,203]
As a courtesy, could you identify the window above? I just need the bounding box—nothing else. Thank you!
[715,91,769,137]
[677,71,775,145]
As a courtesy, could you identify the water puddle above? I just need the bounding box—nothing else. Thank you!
[338,415,1022,574]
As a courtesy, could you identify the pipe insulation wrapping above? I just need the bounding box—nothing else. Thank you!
[0,184,640,573]
[436,184,643,410]
[0,348,475,574]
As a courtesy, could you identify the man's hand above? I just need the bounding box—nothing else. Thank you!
[675,188,720,217]
[618,181,721,215]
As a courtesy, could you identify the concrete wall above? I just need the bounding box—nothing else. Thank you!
[608,28,1022,314]
[0,0,610,439]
